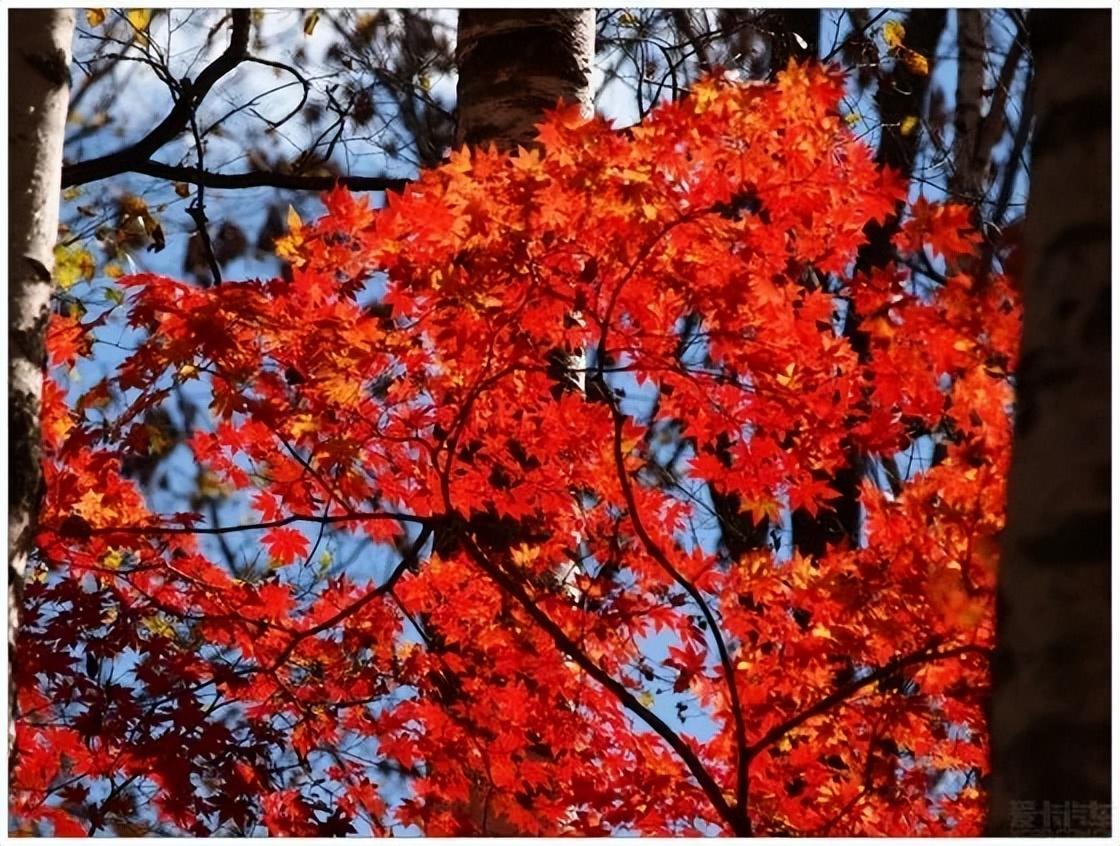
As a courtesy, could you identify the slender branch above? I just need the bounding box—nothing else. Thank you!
[823,10,889,63]
[185,96,223,285]
[610,405,751,820]
[453,524,748,835]
[62,9,252,187]
[746,642,989,759]
[972,30,1026,196]
[268,525,432,671]
[991,63,1034,226]
[79,509,431,537]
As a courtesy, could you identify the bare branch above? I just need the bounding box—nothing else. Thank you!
[128,159,409,193]
[62,9,252,187]
[610,405,751,818]
[79,509,432,538]
[454,524,750,835]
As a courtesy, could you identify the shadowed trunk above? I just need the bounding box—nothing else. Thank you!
[779,8,820,62]
[8,8,76,752]
[988,10,1111,837]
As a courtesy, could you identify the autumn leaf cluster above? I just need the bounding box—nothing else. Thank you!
[15,64,1019,836]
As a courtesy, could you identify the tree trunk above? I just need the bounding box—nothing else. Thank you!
[455,9,596,151]
[948,10,988,200]
[792,9,947,558]
[8,9,75,751]
[778,8,820,62]
[988,10,1110,837]
[429,10,596,834]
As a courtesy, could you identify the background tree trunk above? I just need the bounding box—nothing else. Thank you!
[8,8,75,751]
[989,10,1110,836]
[791,9,947,558]
[455,9,596,151]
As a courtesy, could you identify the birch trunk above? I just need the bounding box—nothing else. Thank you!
[8,8,75,750]
[989,10,1110,836]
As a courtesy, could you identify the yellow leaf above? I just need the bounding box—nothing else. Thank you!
[844,111,861,126]
[811,624,832,639]
[638,691,655,708]
[197,470,230,500]
[620,167,650,183]
[775,362,798,389]
[303,10,320,36]
[883,19,906,49]
[104,262,125,280]
[275,205,305,263]
[289,413,318,438]
[900,115,920,137]
[102,549,124,571]
[141,615,176,638]
[126,9,152,31]
[320,372,362,406]
[53,243,97,290]
[86,9,107,26]
[512,544,540,567]
[740,496,781,524]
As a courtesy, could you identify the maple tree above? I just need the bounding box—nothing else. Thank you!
[12,64,1020,836]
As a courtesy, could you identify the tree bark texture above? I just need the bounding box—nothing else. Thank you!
[989,10,1111,837]
[455,9,596,151]
[8,8,76,751]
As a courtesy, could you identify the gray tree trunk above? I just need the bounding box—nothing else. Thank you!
[455,9,596,151]
[989,10,1110,837]
[8,8,75,751]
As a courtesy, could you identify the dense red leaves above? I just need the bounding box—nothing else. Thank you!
[14,65,1019,836]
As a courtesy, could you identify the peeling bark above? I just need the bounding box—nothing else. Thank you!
[989,10,1111,836]
[8,9,76,752]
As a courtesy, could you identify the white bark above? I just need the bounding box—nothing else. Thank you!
[8,8,75,750]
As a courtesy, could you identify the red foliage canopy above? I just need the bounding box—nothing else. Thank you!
[14,65,1019,836]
